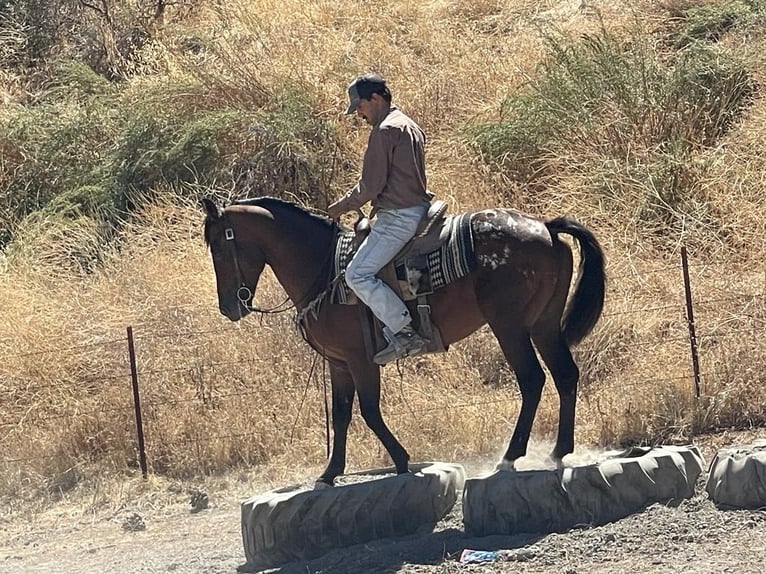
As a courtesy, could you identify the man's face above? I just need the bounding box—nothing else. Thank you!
[355,94,386,126]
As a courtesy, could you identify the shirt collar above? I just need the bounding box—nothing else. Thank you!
[374,104,397,128]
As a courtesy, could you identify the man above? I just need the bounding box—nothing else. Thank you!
[328,74,432,365]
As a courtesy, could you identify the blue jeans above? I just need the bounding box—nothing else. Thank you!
[345,204,428,334]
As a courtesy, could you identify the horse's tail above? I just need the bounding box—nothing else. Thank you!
[545,217,606,346]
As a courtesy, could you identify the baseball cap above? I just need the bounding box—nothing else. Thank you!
[345,74,388,115]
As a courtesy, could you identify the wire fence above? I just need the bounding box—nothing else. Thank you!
[1,250,764,476]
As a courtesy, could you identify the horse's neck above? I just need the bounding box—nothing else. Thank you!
[262,212,334,308]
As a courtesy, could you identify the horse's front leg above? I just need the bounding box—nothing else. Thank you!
[316,361,356,487]
[350,359,410,474]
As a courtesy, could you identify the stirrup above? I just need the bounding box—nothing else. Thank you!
[373,328,425,365]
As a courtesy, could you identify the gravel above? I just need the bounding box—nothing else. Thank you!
[3,436,765,574]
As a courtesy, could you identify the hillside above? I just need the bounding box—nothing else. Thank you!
[1,0,765,508]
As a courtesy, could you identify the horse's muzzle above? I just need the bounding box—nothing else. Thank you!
[219,298,251,321]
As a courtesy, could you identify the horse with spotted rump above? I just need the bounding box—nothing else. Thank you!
[202,196,605,485]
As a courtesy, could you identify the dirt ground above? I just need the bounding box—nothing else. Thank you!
[2,430,765,574]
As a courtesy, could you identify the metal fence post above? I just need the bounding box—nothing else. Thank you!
[127,326,148,478]
[680,246,701,398]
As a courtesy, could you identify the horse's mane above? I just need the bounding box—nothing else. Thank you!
[205,196,336,245]
[233,196,335,226]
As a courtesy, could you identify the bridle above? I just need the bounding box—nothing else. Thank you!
[222,223,293,314]
[220,215,340,316]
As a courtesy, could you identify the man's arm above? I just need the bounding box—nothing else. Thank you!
[327,182,365,219]
[327,129,391,218]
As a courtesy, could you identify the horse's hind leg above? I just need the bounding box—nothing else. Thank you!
[349,359,410,474]
[489,321,546,470]
[317,361,356,486]
[531,323,579,465]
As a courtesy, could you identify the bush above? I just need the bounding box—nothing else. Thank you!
[668,0,766,47]
[0,57,344,260]
[467,24,753,172]
[0,61,117,244]
[227,81,342,205]
[109,107,244,205]
[463,21,754,242]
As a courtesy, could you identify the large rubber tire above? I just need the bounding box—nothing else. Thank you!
[706,440,766,509]
[463,445,704,536]
[239,462,465,571]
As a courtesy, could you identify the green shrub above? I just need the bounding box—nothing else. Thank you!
[466,28,661,181]
[227,81,341,205]
[466,24,753,174]
[669,0,766,47]
[109,108,243,205]
[0,59,343,259]
[464,21,754,242]
[0,61,117,245]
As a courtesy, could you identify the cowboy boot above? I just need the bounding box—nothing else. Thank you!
[373,324,426,365]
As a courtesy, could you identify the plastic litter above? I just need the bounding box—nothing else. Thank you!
[459,548,537,564]
[459,549,504,563]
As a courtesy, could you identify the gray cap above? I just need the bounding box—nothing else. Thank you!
[345,74,388,115]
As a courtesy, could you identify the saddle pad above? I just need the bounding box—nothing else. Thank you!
[427,212,475,291]
[331,212,475,304]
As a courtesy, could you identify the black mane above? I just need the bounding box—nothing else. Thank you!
[233,196,335,226]
[204,196,336,246]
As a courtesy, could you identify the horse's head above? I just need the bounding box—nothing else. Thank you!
[202,198,267,321]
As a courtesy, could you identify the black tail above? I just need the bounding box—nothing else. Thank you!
[546,217,606,345]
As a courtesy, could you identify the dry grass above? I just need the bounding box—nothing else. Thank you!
[2,0,766,508]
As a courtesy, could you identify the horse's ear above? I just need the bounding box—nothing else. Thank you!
[201,197,222,220]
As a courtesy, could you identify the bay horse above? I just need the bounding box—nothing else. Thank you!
[201,196,605,485]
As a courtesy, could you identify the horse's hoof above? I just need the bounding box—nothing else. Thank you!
[313,479,334,490]
[495,459,516,472]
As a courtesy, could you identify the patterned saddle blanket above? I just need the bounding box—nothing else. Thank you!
[331,212,476,304]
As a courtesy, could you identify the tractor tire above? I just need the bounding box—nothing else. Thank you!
[706,440,766,509]
[463,445,704,536]
[239,461,465,571]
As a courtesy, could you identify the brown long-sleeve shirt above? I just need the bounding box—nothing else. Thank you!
[333,106,431,215]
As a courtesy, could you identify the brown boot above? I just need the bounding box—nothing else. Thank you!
[373,325,426,365]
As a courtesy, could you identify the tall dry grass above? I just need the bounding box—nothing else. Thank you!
[1,0,766,509]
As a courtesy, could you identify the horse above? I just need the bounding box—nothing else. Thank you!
[201,196,605,485]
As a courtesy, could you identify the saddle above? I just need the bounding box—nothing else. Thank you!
[341,200,474,361]
[350,199,459,301]
[352,199,450,258]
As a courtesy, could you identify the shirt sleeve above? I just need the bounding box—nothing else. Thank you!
[333,128,393,212]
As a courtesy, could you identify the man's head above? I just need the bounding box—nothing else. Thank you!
[345,74,392,125]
